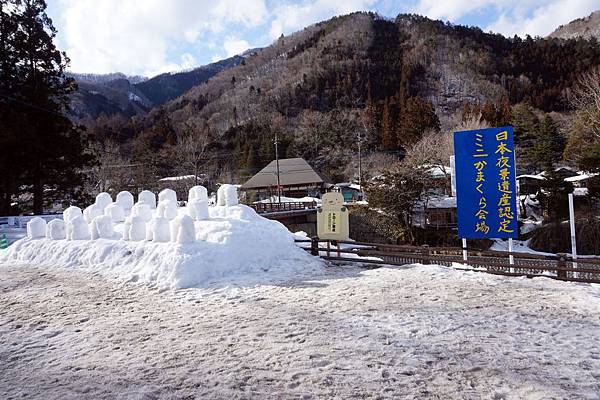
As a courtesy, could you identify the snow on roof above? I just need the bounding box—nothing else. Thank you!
[574,187,589,196]
[426,196,457,209]
[242,158,326,189]
[516,174,545,180]
[335,182,362,191]
[424,164,451,178]
[564,172,599,182]
[159,175,203,182]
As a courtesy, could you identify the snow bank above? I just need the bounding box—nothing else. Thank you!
[1,189,322,288]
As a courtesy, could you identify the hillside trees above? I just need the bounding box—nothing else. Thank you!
[0,0,91,213]
[532,115,565,170]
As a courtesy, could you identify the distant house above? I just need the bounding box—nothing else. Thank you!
[413,196,457,229]
[334,182,363,202]
[241,158,329,199]
[516,174,545,195]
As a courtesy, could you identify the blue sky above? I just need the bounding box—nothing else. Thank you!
[45,0,599,77]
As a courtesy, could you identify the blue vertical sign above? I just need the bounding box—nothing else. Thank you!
[454,126,518,239]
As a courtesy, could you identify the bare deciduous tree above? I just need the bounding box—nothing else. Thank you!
[571,66,600,138]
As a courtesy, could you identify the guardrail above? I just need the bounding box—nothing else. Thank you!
[250,202,317,214]
[296,238,600,284]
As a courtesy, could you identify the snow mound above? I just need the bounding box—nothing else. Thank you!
[27,217,46,239]
[131,202,152,222]
[105,203,126,222]
[157,200,178,220]
[83,204,103,224]
[188,185,208,202]
[158,188,177,204]
[2,193,322,289]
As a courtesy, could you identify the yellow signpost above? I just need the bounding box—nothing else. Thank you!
[317,192,349,241]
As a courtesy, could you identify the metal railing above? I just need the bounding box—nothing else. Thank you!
[250,202,317,214]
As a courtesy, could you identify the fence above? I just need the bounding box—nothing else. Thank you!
[296,238,600,284]
[0,214,63,229]
[250,202,317,214]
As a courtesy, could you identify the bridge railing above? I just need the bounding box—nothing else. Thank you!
[250,201,317,214]
[296,238,600,284]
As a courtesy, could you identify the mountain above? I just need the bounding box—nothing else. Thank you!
[68,54,246,120]
[89,12,600,183]
[549,10,600,40]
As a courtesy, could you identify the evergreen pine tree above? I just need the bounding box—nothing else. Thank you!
[380,98,396,151]
[11,0,91,213]
[532,115,565,170]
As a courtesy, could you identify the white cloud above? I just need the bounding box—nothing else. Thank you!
[411,0,599,37]
[223,37,251,57]
[486,0,599,37]
[269,0,377,39]
[57,0,267,76]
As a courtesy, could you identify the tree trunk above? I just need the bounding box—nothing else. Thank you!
[33,163,43,214]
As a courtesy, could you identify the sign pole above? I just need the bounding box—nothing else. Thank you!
[508,238,514,273]
[568,193,578,277]
[462,238,468,263]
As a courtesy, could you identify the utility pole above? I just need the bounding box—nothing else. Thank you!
[274,131,281,203]
[357,130,362,190]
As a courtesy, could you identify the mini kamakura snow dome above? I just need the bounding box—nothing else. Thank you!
[188,186,208,202]
[105,203,126,223]
[116,191,134,212]
[27,217,46,239]
[91,215,115,240]
[217,184,238,206]
[147,217,170,243]
[95,192,113,210]
[83,203,103,224]
[66,216,90,240]
[131,203,153,222]
[187,199,209,221]
[129,216,146,242]
[46,219,66,240]
[63,206,83,223]
[170,215,195,244]
[138,190,156,209]
[157,200,178,220]
[158,188,177,204]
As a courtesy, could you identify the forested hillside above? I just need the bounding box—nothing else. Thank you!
[85,12,600,191]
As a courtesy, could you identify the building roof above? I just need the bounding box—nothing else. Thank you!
[242,158,326,190]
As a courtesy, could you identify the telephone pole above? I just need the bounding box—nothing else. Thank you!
[274,131,281,203]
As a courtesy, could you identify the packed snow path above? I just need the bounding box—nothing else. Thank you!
[1,263,600,399]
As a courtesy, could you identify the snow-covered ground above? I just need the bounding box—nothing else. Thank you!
[1,262,599,399]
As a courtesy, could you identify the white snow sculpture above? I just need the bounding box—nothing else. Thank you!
[66,216,90,240]
[104,203,126,222]
[27,217,46,239]
[131,203,152,222]
[169,215,195,244]
[63,206,82,223]
[158,188,177,204]
[83,203,103,224]
[116,191,134,212]
[129,216,146,242]
[148,217,170,242]
[90,215,115,240]
[138,190,156,209]
[122,217,131,241]
[157,200,178,220]
[217,184,239,206]
[45,219,66,240]
[187,199,209,221]
[188,185,208,202]
[95,192,113,210]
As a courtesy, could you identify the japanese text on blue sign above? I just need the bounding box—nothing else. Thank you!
[453,126,518,239]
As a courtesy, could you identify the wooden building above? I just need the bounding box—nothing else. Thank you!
[241,158,329,199]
